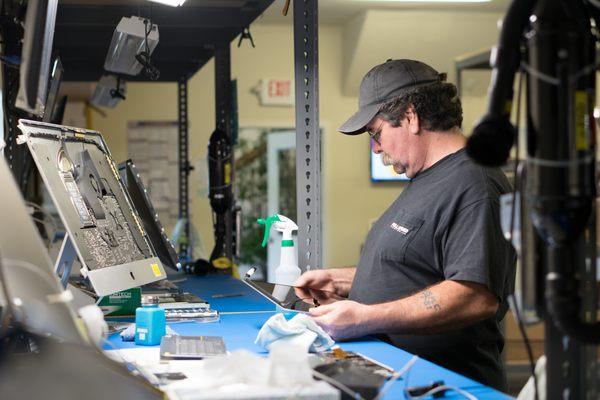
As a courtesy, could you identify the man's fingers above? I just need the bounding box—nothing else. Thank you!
[294,275,311,287]
[294,287,312,299]
[294,269,333,290]
[309,303,333,316]
[294,270,320,286]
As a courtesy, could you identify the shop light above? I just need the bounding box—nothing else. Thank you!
[104,16,159,76]
[147,0,187,6]
[90,75,127,108]
[358,0,490,2]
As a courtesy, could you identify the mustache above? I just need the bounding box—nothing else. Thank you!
[381,153,394,166]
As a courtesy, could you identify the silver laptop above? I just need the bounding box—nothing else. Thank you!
[0,156,83,343]
[17,119,166,296]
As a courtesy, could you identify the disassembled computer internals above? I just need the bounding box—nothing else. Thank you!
[16,120,155,272]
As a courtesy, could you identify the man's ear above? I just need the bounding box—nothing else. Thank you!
[405,106,420,135]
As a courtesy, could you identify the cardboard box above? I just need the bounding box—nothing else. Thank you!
[98,288,141,316]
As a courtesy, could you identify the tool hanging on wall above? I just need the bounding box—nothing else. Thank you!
[237,26,255,48]
[203,127,235,275]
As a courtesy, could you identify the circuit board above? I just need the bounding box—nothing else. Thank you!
[82,196,147,267]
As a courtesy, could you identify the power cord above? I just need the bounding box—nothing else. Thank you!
[405,383,478,400]
[109,77,126,100]
[311,354,419,400]
[311,369,365,400]
[135,19,160,80]
[401,357,479,400]
[373,355,419,400]
[507,70,539,400]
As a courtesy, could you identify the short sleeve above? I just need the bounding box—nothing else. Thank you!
[442,198,515,300]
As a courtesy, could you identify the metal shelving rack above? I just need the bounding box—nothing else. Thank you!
[293,0,321,272]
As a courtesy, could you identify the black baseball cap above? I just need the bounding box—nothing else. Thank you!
[339,59,444,135]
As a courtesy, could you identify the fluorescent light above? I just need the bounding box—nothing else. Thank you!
[355,0,490,2]
[104,16,159,76]
[147,0,186,6]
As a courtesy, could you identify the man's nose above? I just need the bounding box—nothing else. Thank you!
[371,140,382,154]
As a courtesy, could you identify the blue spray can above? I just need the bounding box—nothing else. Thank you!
[135,295,166,346]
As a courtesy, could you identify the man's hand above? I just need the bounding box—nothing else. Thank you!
[294,267,355,299]
[309,300,372,340]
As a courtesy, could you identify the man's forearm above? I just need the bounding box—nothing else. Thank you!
[367,280,498,334]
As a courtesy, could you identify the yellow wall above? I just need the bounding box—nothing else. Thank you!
[90,10,502,268]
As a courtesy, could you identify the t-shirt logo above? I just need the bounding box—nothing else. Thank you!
[390,222,409,235]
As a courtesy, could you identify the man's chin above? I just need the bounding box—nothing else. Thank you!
[393,165,407,176]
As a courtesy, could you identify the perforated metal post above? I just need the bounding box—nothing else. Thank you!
[1,9,41,197]
[294,0,320,272]
[177,78,190,259]
[2,65,18,170]
[214,45,235,263]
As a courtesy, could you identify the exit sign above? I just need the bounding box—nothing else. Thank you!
[260,78,294,106]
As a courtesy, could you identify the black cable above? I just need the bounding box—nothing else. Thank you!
[28,132,109,156]
[109,77,126,100]
[508,70,539,400]
[510,295,538,400]
[135,18,159,80]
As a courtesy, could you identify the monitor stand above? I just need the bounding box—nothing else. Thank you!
[54,234,207,307]
[54,234,96,309]
[54,233,77,289]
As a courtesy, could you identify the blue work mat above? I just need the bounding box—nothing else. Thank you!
[104,275,514,399]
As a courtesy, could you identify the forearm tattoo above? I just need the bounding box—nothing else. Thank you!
[422,289,441,312]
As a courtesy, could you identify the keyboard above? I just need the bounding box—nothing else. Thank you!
[163,307,219,321]
[160,335,227,359]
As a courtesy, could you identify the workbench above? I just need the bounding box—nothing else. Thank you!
[106,275,513,399]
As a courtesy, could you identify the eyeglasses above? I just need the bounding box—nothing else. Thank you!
[367,120,384,144]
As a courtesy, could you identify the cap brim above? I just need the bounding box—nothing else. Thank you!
[338,103,382,135]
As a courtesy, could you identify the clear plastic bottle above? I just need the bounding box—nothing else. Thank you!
[135,295,166,346]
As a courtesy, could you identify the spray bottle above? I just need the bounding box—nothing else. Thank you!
[257,214,300,301]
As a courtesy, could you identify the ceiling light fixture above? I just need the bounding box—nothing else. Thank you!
[90,75,127,108]
[357,0,490,2]
[104,16,159,76]
[146,0,187,6]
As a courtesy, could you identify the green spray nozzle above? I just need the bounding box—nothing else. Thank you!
[257,214,281,247]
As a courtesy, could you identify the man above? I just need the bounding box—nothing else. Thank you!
[296,59,516,391]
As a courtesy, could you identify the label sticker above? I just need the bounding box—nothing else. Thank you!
[151,263,162,277]
[391,222,409,235]
[212,257,232,269]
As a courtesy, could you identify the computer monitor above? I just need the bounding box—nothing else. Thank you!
[17,119,167,296]
[15,0,58,116]
[43,57,63,122]
[51,95,68,125]
[0,155,84,344]
[118,159,181,272]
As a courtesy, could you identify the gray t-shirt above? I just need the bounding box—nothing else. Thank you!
[349,148,516,392]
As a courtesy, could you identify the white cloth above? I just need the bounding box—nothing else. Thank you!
[517,355,546,400]
[78,304,108,347]
[255,313,334,353]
